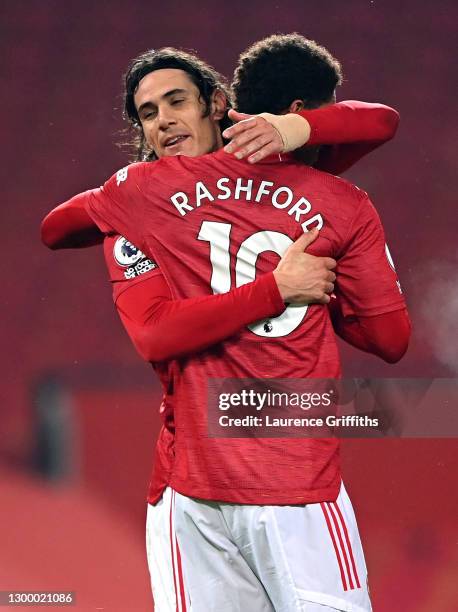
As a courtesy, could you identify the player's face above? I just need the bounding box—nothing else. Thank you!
[134,68,226,159]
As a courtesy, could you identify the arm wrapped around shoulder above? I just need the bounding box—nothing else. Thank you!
[41,190,103,249]
[258,112,311,152]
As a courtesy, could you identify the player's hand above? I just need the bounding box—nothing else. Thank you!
[273,229,336,305]
[223,109,311,163]
[223,109,285,163]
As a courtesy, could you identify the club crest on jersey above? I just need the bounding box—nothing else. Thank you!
[114,236,145,266]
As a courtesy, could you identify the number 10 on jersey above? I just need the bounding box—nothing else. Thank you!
[198,221,308,338]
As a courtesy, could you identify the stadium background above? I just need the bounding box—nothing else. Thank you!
[1,0,456,609]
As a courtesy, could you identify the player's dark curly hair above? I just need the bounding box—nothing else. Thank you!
[123,47,233,161]
[232,33,342,114]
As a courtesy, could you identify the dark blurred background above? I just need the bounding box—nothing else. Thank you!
[1,1,457,610]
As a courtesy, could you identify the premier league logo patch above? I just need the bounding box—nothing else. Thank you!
[263,320,273,333]
[113,236,158,279]
[113,236,145,267]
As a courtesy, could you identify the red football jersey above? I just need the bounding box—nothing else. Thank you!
[87,150,405,504]
[102,233,174,503]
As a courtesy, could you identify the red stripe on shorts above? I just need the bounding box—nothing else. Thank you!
[333,501,361,589]
[169,491,180,612]
[320,502,348,591]
[327,502,355,590]
[176,536,187,611]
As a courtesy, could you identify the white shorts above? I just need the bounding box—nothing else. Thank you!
[146,483,371,612]
[146,487,190,611]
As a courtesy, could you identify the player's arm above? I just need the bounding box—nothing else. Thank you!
[305,101,399,174]
[41,190,103,249]
[223,101,399,171]
[116,272,283,362]
[105,230,336,362]
[335,192,411,362]
[328,296,411,363]
[112,231,336,363]
[41,163,149,251]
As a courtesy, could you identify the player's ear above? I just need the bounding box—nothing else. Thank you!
[211,89,227,121]
[288,99,304,113]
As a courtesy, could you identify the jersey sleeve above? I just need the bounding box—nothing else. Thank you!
[336,192,406,317]
[329,296,411,363]
[41,190,104,249]
[85,164,149,252]
[114,270,286,363]
[302,101,399,146]
[299,101,400,175]
[103,234,162,301]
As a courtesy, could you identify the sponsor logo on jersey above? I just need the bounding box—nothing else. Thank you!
[113,236,158,279]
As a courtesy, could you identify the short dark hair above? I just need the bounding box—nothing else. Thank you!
[123,47,232,160]
[232,33,342,114]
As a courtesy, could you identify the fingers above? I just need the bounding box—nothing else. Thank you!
[223,115,258,142]
[231,133,273,160]
[323,257,337,270]
[227,109,253,124]
[309,280,335,304]
[247,141,281,164]
[223,116,283,160]
[287,229,319,252]
[315,283,335,304]
[325,281,335,295]
[223,119,260,154]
